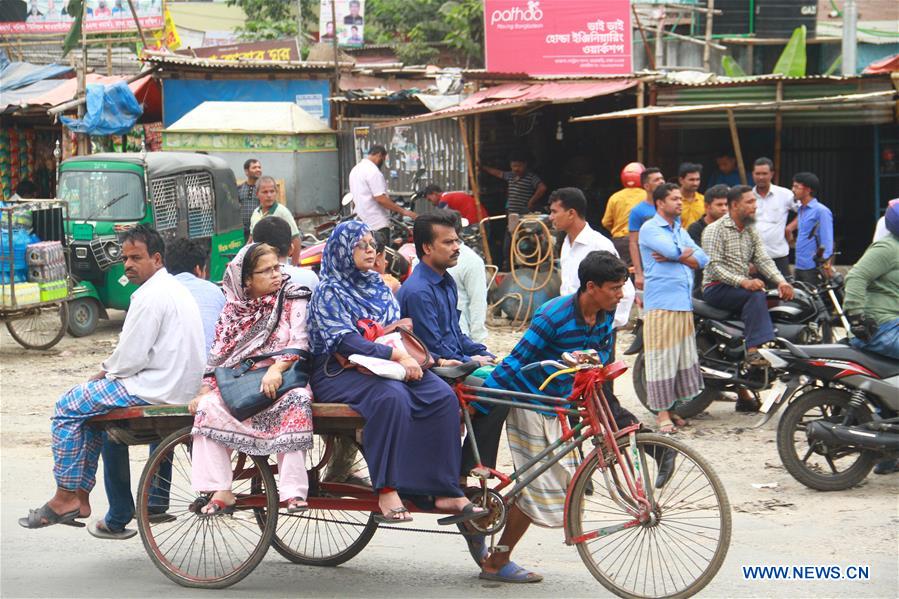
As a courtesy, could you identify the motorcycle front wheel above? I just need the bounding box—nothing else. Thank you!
[776,388,877,491]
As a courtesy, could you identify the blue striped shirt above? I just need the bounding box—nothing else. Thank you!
[484,294,614,404]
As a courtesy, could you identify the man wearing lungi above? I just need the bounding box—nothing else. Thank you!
[477,251,647,583]
[638,183,709,433]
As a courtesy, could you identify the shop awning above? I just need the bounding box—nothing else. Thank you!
[376,79,638,128]
[570,89,897,126]
[3,74,162,122]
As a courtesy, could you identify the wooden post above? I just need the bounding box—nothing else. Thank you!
[77,0,89,156]
[106,43,113,76]
[459,116,492,264]
[125,0,148,49]
[654,10,665,69]
[636,80,645,163]
[774,80,783,185]
[631,5,655,70]
[703,0,715,72]
[727,109,747,185]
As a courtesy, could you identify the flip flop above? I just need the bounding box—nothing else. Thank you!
[479,561,543,583]
[373,506,413,524]
[457,523,488,566]
[286,497,308,514]
[656,417,677,435]
[199,499,235,517]
[437,502,488,526]
[87,520,137,540]
[18,503,81,529]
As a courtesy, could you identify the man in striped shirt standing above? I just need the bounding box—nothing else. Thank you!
[481,152,547,270]
[477,251,647,583]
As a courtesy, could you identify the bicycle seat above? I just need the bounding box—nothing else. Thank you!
[431,361,480,381]
[692,298,732,321]
[797,344,899,378]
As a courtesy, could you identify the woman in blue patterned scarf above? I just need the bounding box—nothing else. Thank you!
[309,221,484,524]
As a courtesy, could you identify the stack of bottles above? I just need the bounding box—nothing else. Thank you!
[27,241,66,282]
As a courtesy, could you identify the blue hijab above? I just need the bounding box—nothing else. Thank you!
[308,221,400,355]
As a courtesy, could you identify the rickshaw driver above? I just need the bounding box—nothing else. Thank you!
[474,251,675,583]
[19,226,206,529]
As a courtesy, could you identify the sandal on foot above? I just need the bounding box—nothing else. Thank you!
[670,414,689,428]
[373,507,413,524]
[286,497,308,514]
[457,523,488,566]
[479,561,543,584]
[87,520,137,540]
[199,499,235,517]
[656,417,677,435]
[18,503,81,529]
[437,502,487,526]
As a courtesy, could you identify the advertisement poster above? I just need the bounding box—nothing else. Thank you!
[318,0,364,47]
[177,39,300,62]
[0,0,164,35]
[483,0,632,76]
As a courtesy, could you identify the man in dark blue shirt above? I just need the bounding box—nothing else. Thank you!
[397,210,500,488]
[397,211,495,366]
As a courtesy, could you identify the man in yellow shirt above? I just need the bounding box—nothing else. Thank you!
[678,162,705,228]
[602,162,645,265]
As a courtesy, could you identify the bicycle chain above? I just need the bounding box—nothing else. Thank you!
[287,513,479,536]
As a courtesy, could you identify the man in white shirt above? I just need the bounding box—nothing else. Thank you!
[550,187,635,329]
[448,220,490,344]
[348,145,416,239]
[751,157,796,280]
[19,225,206,530]
[252,216,319,292]
[249,177,300,264]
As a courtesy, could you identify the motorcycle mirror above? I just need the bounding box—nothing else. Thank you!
[341,193,354,207]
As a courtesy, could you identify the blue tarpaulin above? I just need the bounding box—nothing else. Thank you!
[60,80,143,136]
[0,61,74,93]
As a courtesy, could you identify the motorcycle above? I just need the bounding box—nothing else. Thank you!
[626,284,841,419]
[626,248,846,419]
[759,340,899,491]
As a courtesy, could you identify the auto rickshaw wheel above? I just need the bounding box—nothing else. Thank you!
[6,301,68,350]
[66,297,100,337]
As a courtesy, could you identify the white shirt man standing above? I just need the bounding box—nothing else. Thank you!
[348,145,416,238]
[550,187,635,329]
[751,157,796,279]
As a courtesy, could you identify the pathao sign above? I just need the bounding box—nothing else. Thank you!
[484,0,633,76]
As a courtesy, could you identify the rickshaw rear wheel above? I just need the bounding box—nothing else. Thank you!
[6,301,68,350]
[262,433,380,566]
[137,427,278,589]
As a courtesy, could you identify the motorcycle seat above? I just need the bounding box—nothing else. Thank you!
[798,344,899,378]
[692,298,732,321]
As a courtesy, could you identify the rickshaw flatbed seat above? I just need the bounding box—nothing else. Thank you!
[89,403,363,445]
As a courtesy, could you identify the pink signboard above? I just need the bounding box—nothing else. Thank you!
[484,0,632,76]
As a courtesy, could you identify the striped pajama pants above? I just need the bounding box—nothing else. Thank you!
[51,378,147,491]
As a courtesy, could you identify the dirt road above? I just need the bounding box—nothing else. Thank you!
[1,317,896,597]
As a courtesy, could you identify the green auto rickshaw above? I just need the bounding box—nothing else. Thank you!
[59,152,243,336]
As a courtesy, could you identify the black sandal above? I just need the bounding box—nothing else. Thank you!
[437,502,487,526]
[373,507,413,524]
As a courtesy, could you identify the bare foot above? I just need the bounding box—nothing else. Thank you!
[46,489,81,520]
[378,491,412,521]
[434,496,484,513]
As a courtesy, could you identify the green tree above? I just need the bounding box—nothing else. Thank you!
[226,0,316,41]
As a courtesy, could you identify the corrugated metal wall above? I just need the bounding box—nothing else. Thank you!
[337,118,467,198]
[655,79,896,129]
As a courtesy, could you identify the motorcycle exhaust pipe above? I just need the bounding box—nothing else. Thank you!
[806,421,899,452]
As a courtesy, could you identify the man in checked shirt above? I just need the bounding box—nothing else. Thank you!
[237,158,262,239]
[702,186,794,368]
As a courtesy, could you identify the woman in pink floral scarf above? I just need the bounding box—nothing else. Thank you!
[189,243,314,515]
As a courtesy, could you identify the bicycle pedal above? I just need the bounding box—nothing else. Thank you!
[469,467,491,479]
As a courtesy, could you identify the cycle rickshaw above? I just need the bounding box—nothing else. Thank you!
[89,353,732,599]
[1,199,72,350]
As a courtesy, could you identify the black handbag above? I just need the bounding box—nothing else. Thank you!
[214,348,312,422]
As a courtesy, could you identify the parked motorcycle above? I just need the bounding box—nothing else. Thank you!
[626,284,840,419]
[759,341,899,491]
